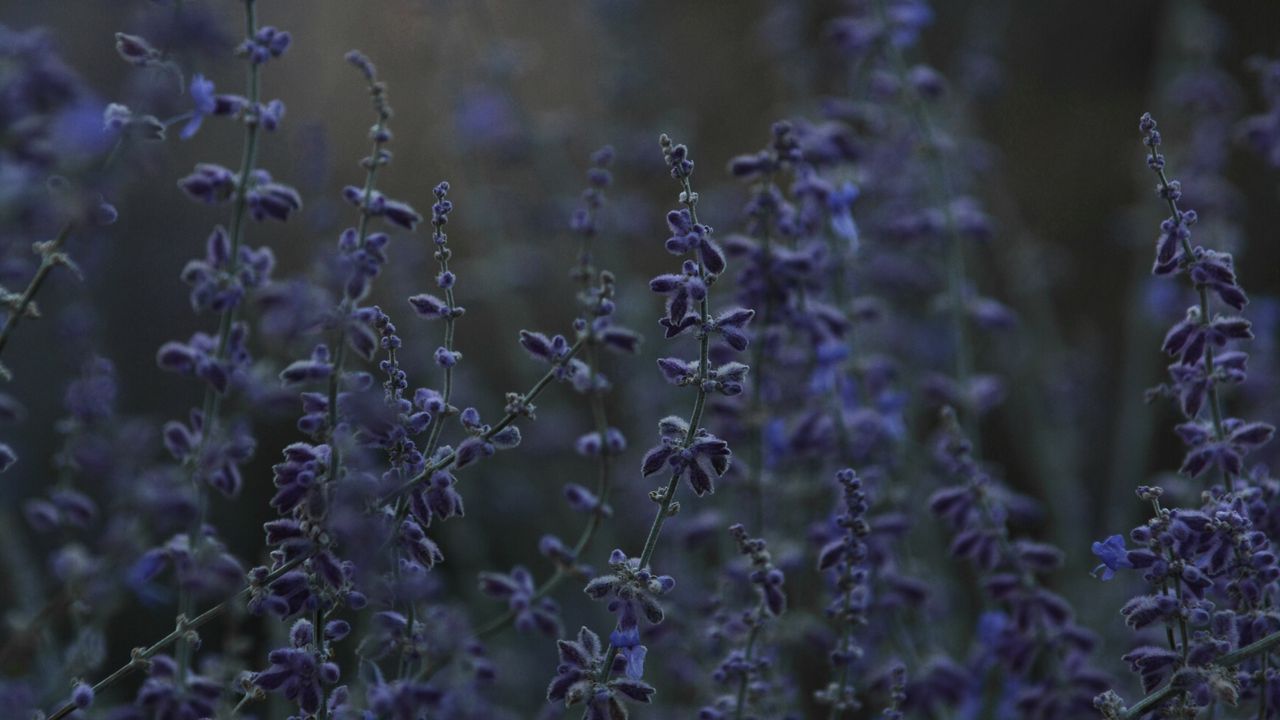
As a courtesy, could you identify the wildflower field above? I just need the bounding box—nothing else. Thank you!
[4,1,1280,718]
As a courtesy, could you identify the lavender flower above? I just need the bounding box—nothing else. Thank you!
[550,135,753,716]
[477,566,562,637]
[814,469,872,714]
[698,524,788,719]
[1090,535,1133,581]
[546,626,654,716]
[1092,114,1280,719]
[251,618,341,714]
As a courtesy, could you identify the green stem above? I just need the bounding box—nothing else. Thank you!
[177,0,261,687]
[746,197,773,535]
[419,191,618,679]
[1150,159,1228,453]
[421,331,613,681]
[732,604,765,720]
[47,269,581,720]
[0,222,75,372]
[1122,628,1280,719]
[381,337,585,507]
[322,111,388,515]
[45,554,306,720]
[229,691,255,717]
[875,0,976,446]
[828,490,863,719]
[596,171,712,685]
[396,197,468,676]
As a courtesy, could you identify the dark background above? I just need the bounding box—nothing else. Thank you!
[3,0,1280,714]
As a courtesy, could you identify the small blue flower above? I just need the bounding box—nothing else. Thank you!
[1090,534,1133,581]
[181,74,217,140]
[609,627,647,680]
[828,181,860,251]
[975,611,1008,650]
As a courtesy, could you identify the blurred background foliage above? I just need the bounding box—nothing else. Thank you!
[4,0,1280,713]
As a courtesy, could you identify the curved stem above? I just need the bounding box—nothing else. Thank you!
[45,553,305,720]
[321,111,387,517]
[46,218,582,720]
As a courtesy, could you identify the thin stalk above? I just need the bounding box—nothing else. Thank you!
[875,0,976,446]
[177,0,261,686]
[827,497,863,720]
[597,172,712,683]
[320,110,388,537]
[420,214,617,679]
[421,270,457,458]
[1121,627,1280,719]
[229,691,255,717]
[828,621,854,719]
[313,604,328,720]
[420,335,613,681]
[45,554,305,720]
[1149,160,1229,451]
[732,603,765,720]
[0,221,75,371]
[46,270,582,720]
[391,190,456,682]
[381,337,585,507]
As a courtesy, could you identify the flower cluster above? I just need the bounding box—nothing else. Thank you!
[105,7,302,712]
[697,523,788,719]
[813,469,872,713]
[548,135,754,716]
[19,4,1280,720]
[468,147,635,661]
[1090,114,1280,719]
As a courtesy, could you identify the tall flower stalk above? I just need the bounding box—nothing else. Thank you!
[1092,114,1278,720]
[248,48,419,719]
[546,135,754,717]
[471,147,635,647]
[159,0,298,692]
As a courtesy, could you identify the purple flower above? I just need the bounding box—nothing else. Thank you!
[639,416,731,496]
[584,549,676,632]
[247,172,303,222]
[828,181,860,248]
[477,566,562,636]
[241,25,291,64]
[546,626,654,713]
[1090,534,1133,581]
[180,73,217,140]
[609,626,647,680]
[114,32,159,66]
[177,163,237,204]
[70,682,93,709]
[252,620,340,716]
[650,261,707,337]
[663,208,726,274]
